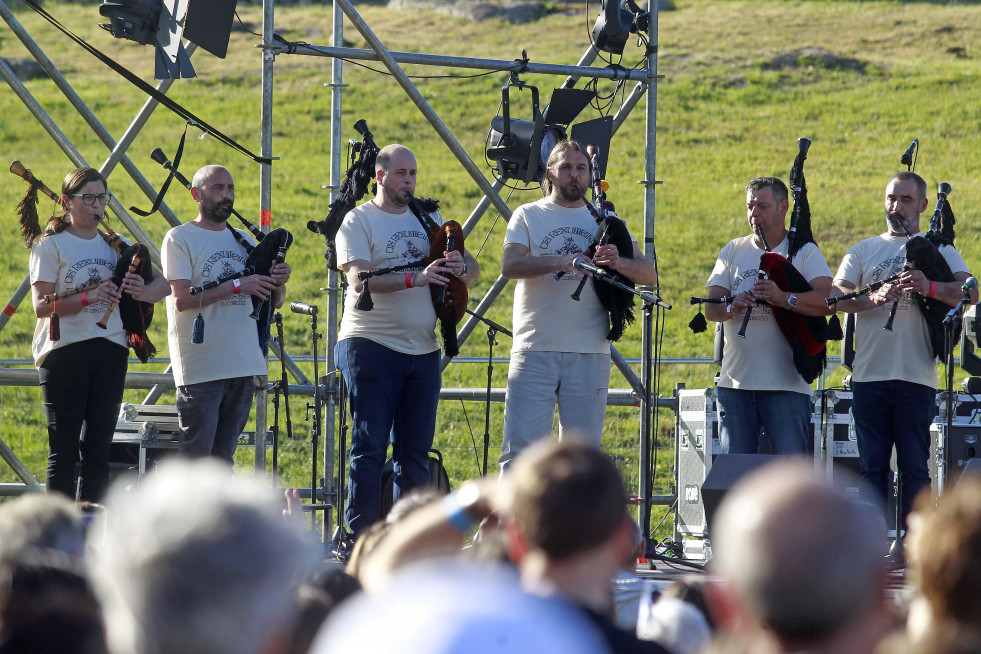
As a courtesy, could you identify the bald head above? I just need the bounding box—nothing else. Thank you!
[374,144,416,210]
[712,461,886,641]
[190,165,234,223]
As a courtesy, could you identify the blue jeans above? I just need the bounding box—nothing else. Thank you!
[176,376,256,463]
[716,387,811,455]
[336,338,441,535]
[852,380,935,526]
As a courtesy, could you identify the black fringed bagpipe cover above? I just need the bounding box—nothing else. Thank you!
[244,227,294,354]
[591,208,636,342]
[908,199,958,359]
[114,243,157,363]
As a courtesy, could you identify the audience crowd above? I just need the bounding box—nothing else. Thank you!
[0,443,978,654]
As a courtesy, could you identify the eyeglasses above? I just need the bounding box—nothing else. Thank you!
[70,192,112,206]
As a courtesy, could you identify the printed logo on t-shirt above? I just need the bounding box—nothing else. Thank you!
[539,226,593,280]
[65,258,113,311]
[384,229,429,268]
[202,249,247,279]
[733,268,771,320]
[872,254,912,310]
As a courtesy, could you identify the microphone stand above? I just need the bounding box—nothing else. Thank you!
[272,313,295,477]
[302,309,323,532]
[465,309,513,477]
[574,259,672,310]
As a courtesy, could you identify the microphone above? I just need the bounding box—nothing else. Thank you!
[572,257,606,277]
[900,139,918,167]
[290,301,318,316]
[962,277,978,292]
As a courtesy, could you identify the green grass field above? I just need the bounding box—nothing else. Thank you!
[2,1,980,536]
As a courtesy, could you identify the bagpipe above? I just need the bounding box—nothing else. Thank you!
[307,119,380,271]
[310,120,468,358]
[690,138,834,384]
[570,145,636,342]
[147,148,293,354]
[889,181,958,358]
[559,145,635,341]
[11,161,157,363]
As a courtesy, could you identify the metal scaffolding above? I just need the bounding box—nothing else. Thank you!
[0,0,671,536]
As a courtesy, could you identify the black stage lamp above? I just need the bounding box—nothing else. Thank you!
[591,0,650,55]
[99,0,238,79]
[99,0,161,46]
[487,82,597,184]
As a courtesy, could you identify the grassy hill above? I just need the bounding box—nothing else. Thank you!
[2,1,980,532]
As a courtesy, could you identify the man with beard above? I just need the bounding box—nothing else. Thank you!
[335,144,478,538]
[831,171,975,526]
[161,165,290,462]
[498,140,656,471]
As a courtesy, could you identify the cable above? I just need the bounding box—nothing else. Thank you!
[473,184,517,259]
[457,399,482,476]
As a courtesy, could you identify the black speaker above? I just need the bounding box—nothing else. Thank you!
[702,454,777,536]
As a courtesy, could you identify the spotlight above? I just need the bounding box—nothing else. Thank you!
[591,0,649,55]
[98,0,238,79]
[99,0,161,46]
[487,79,597,184]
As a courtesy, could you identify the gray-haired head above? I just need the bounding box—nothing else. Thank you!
[90,460,319,654]
[712,460,886,643]
[0,493,85,562]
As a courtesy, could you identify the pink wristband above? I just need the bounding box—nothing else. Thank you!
[405,272,414,289]
[926,280,936,297]
[80,290,89,307]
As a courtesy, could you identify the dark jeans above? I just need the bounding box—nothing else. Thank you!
[176,376,256,463]
[38,338,128,502]
[852,380,935,526]
[336,338,440,535]
[716,387,812,455]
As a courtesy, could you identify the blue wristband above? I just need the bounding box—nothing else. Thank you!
[441,492,476,532]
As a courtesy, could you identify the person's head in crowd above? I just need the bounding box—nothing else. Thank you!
[0,550,107,654]
[90,460,319,654]
[906,475,981,638]
[284,566,361,654]
[311,559,608,654]
[503,440,635,612]
[344,520,392,583]
[709,460,888,653]
[386,487,440,524]
[0,493,85,562]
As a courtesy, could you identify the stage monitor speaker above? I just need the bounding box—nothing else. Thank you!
[702,454,777,536]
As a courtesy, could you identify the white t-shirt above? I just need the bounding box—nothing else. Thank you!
[162,222,267,387]
[29,230,127,366]
[835,233,970,388]
[335,202,442,356]
[504,198,629,355]
[707,234,833,394]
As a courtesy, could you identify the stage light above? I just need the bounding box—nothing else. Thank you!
[487,80,598,184]
[591,0,649,55]
[98,0,238,79]
[99,0,161,46]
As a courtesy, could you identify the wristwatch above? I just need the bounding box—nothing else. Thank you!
[786,293,798,310]
[459,262,468,279]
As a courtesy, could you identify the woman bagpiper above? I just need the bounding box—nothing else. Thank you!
[25,167,170,502]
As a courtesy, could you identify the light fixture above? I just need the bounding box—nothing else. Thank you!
[99,0,238,79]
[591,0,649,55]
